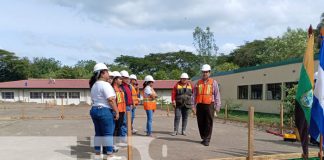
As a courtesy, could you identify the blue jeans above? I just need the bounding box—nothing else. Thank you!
[146,110,154,135]
[121,106,132,142]
[131,107,136,126]
[90,107,115,154]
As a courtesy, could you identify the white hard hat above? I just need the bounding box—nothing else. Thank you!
[108,71,113,77]
[120,70,130,78]
[144,75,155,82]
[315,72,318,80]
[129,74,137,80]
[93,63,108,72]
[112,71,121,77]
[180,73,189,79]
[201,64,211,71]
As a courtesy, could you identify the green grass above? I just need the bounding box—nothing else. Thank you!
[218,109,281,126]
[157,105,281,126]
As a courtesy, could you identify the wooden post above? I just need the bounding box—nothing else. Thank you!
[248,106,254,160]
[225,104,228,119]
[60,103,64,120]
[127,111,133,160]
[280,103,284,135]
[319,135,323,159]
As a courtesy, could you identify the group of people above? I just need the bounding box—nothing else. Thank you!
[89,63,221,160]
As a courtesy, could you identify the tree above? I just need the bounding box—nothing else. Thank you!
[0,49,30,82]
[154,70,168,80]
[215,62,239,72]
[193,26,219,64]
[30,57,61,78]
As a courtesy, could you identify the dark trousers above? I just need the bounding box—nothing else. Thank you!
[196,103,214,142]
[114,112,125,143]
[174,107,190,132]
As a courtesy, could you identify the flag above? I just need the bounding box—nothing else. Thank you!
[309,34,324,144]
[295,26,314,157]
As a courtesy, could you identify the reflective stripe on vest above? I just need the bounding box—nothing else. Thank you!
[196,78,214,104]
[131,85,139,105]
[114,85,126,112]
[143,88,156,110]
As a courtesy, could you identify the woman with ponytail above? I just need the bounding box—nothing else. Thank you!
[89,63,121,160]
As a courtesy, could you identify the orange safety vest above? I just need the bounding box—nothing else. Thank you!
[143,87,157,110]
[195,78,214,104]
[131,84,139,106]
[114,85,126,112]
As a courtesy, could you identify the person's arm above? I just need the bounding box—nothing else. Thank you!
[104,83,119,120]
[108,97,119,120]
[213,80,221,112]
[171,84,177,107]
[191,82,197,114]
[150,88,157,99]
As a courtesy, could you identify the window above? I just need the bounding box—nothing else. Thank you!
[2,92,14,99]
[267,83,282,100]
[30,92,42,99]
[238,85,248,99]
[69,92,80,99]
[43,92,55,99]
[250,84,263,100]
[56,92,67,98]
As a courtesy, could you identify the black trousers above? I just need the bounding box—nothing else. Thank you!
[114,112,125,138]
[196,103,214,142]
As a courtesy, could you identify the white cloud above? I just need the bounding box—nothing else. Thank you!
[218,43,237,54]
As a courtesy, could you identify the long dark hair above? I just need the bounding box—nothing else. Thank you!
[112,77,120,86]
[143,81,152,89]
[89,70,107,89]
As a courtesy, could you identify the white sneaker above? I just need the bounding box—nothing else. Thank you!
[106,155,123,160]
[113,145,119,153]
[93,154,102,160]
[116,142,128,147]
[132,129,138,134]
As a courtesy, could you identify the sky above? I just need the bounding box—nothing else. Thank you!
[0,0,323,65]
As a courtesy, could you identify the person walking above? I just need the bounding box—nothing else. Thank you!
[143,75,158,136]
[171,73,193,136]
[192,64,221,146]
[89,63,121,160]
[129,74,140,134]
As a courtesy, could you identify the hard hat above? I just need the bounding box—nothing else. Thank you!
[113,71,121,77]
[144,75,155,82]
[201,64,211,71]
[93,63,108,72]
[129,74,137,80]
[120,70,130,78]
[108,71,113,77]
[315,72,318,80]
[180,73,189,79]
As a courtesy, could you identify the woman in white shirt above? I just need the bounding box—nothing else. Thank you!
[142,75,158,136]
[89,63,121,160]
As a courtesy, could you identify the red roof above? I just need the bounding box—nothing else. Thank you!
[0,79,178,89]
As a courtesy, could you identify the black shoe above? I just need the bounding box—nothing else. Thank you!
[201,140,209,146]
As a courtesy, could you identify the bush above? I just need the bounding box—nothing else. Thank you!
[283,85,297,127]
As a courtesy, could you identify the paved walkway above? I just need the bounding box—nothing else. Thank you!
[0,106,318,160]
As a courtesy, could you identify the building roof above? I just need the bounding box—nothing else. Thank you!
[192,54,319,81]
[0,79,179,89]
